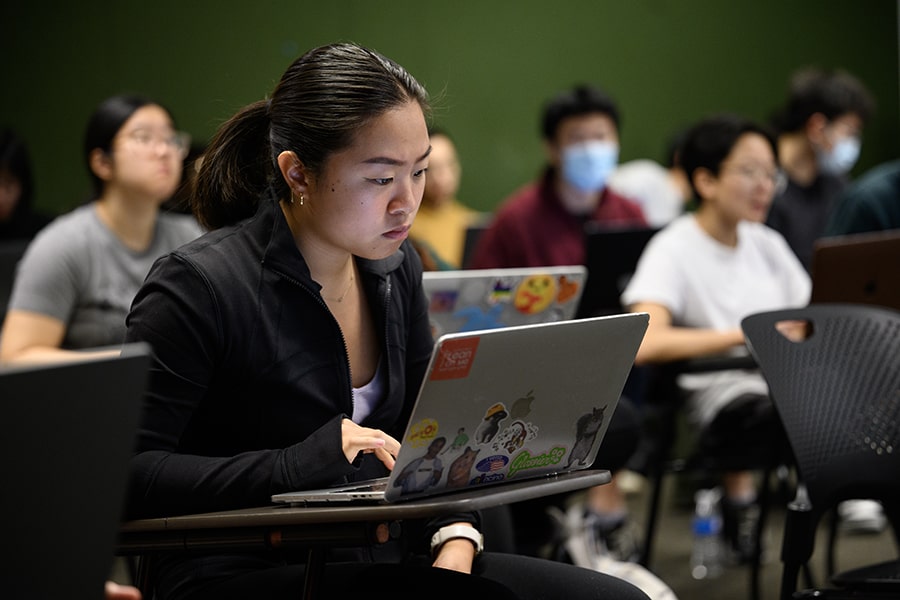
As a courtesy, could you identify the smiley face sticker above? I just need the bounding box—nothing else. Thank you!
[513,274,558,315]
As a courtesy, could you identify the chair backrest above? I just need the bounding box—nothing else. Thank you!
[741,304,900,518]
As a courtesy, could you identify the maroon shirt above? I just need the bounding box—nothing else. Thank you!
[470,169,647,268]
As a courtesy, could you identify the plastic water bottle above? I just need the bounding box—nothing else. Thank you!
[690,487,724,579]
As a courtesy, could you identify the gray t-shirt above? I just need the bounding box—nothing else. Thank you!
[9,203,203,350]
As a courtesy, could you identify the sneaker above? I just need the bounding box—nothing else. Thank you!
[838,499,887,534]
[722,499,761,565]
[603,517,643,563]
[585,511,643,563]
[550,505,677,600]
[588,554,679,600]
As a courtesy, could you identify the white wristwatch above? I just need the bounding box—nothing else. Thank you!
[430,524,484,557]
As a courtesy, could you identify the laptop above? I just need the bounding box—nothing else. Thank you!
[272,312,648,504]
[810,230,900,310]
[422,265,588,337]
[577,225,659,318]
[0,344,151,599]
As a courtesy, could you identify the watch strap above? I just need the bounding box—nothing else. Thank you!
[430,524,484,557]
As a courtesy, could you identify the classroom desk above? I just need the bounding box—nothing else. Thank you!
[117,469,610,599]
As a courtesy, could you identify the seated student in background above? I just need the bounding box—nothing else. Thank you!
[622,114,810,563]
[767,69,888,534]
[409,128,483,269]
[0,127,52,241]
[469,84,646,269]
[468,83,647,566]
[0,94,202,364]
[607,128,692,227]
[122,42,649,600]
[820,155,900,536]
[765,67,875,270]
[825,157,900,236]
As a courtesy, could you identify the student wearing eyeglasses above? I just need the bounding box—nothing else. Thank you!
[622,114,811,565]
[0,94,202,364]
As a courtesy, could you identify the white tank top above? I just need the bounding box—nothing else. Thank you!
[351,359,385,423]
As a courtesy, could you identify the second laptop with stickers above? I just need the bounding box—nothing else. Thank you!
[271,312,648,504]
[422,265,588,337]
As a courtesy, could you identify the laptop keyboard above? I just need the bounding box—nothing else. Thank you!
[342,477,389,493]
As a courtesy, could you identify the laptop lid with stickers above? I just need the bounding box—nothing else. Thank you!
[271,312,647,504]
[422,265,587,338]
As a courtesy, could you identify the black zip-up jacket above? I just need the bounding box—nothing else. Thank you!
[124,192,455,527]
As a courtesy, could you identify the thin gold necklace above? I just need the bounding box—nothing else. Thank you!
[324,273,354,303]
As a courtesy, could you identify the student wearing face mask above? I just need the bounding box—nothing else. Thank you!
[469,85,646,269]
[468,85,652,578]
[765,67,875,271]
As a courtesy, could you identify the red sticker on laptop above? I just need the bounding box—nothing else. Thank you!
[430,337,480,380]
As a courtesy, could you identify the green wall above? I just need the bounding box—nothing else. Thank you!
[3,1,898,215]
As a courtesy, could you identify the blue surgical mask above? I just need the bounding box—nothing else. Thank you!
[561,140,619,192]
[817,136,861,176]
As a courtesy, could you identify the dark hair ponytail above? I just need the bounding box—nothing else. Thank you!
[192,100,272,230]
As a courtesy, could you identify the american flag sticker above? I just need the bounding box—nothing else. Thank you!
[430,337,480,381]
[476,455,510,473]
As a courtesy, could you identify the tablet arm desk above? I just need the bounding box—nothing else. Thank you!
[117,469,610,600]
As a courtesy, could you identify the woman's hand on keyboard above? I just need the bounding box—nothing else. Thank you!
[341,418,401,470]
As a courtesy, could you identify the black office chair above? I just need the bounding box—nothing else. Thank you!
[741,303,900,600]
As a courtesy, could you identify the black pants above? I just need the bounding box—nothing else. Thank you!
[697,392,788,473]
[159,553,650,600]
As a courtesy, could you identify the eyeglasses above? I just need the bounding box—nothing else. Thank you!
[122,129,191,158]
[721,163,787,194]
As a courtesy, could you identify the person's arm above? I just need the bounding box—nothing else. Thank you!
[0,310,118,364]
[432,524,479,573]
[0,224,97,364]
[630,301,744,366]
[341,418,399,470]
[431,459,444,485]
[105,581,142,600]
[124,253,360,518]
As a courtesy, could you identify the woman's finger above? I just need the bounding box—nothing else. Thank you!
[373,445,396,471]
